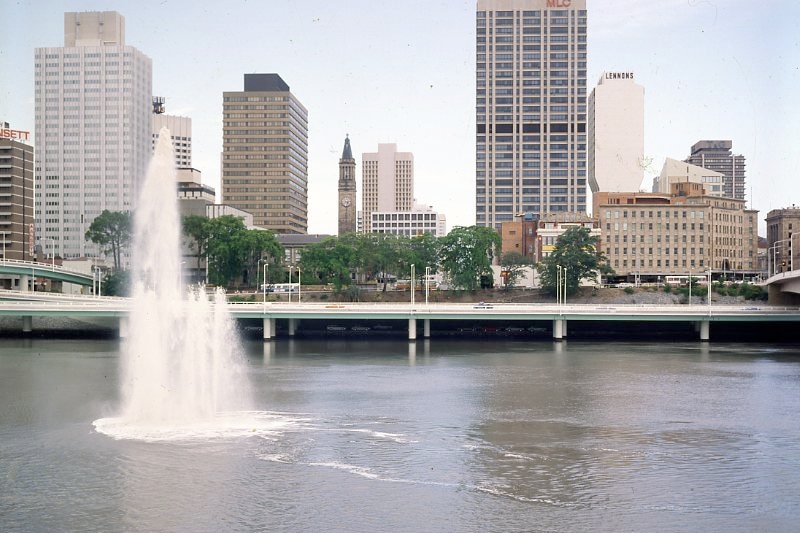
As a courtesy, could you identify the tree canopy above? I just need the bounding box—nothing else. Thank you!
[437,225,501,291]
[538,226,610,296]
[84,210,132,271]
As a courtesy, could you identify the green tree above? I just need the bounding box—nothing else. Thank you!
[240,229,283,288]
[102,270,131,297]
[437,225,501,291]
[205,216,249,286]
[182,215,211,282]
[539,226,609,296]
[85,210,132,271]
[299,236,358,291]
[500,251,533,290]
[409,232,439,289]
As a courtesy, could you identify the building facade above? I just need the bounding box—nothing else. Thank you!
[653,158,726,197]
[588,72,644,193]
[476,0,588,229]
[222,73,308,233]
[34,11,152,259]
[536,212,599,262]
[765,206,800,276]
[685,140,746,200]
[369,205,447,237]
[0,125,35,261]
[500,213,537,261]
[337,135,357,235]
[595,184,759,280]
[361,143,413,233]
[152,97,192,168]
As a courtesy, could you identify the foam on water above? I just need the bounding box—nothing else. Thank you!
[94,128,257,441]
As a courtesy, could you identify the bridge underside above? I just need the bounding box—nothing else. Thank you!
[768,285,800,305]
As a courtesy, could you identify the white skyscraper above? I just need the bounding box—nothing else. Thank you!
[476,0,588,229]
[361,143,414,233]
[34,11,152,260]
[588,72,645,193]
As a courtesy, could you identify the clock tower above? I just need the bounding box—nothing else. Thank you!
[337,135,357,235]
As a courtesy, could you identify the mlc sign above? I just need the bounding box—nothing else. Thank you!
[547,0,572,7]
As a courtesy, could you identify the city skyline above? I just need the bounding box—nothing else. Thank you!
[1,0,798,235]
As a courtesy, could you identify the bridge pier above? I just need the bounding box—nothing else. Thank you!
[553,319,564,341]
[118,317,129,339]
[423,318,430,338]
[22,315,32,334]
[263,317,275,341]
[699,320,710,342]
[20,274,30,292]
[408,318,417,341]
[288,318,297,337]
[562,319,568,338]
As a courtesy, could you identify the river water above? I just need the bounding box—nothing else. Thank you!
[1,337,799,532]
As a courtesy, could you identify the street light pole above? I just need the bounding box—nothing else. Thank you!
[688,268,692,305]
[262,261,268,304]
[50,238,55,271]
[410,264,415,307]
[298,267,302,303]
[288,265,293,302]
[425,266,430,305]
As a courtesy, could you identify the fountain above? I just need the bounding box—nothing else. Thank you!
[94,128,285,440]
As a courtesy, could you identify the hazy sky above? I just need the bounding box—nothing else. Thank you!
[1,0,798,235]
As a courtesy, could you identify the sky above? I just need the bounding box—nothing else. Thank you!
[1,0,799,236]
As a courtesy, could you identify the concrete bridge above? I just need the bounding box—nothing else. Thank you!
[765,270,800,305]
[0,291,798,342]
[0,259,95,290]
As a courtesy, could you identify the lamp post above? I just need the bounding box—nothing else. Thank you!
[262,260,268,304]
[50,238,55,271]
[563,266,568,306]
[298,267,302,303]
[410,264,415,306]
[288,265,293,302]
[425,266,431,305]
[707,268,712,309]
[556,265,563,308]
[688,268,692,305]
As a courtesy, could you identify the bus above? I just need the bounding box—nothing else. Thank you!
[261,283,299,293]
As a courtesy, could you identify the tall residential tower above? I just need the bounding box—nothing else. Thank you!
[34,11,152,259]
[684,140,746,200]
[476,0,588,229]
[222,73,308,233]
[361,143,414,234]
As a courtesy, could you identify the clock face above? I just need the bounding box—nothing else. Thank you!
[341,197,352,207]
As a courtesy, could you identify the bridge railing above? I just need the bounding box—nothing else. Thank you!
[0,258,95,279]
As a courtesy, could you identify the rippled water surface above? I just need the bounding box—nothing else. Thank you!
[1,338,799,532]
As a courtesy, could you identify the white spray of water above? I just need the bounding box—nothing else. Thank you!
[94,128,280,440]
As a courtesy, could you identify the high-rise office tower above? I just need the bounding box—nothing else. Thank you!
[476,0,588,230]
[361,143,414,234]
[0,123,34,261]
[588,72,644,193]
[34,11,152,259]
[222,73,308,233]
[152,97,192,168]
[337,135,357,235]
[684,140,746,200]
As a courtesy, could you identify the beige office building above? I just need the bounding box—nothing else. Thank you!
[222,73,308,233]
[152,98,192,169]
[653,158,725,197]
[361,143,413,233]
[595,183,759,279]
